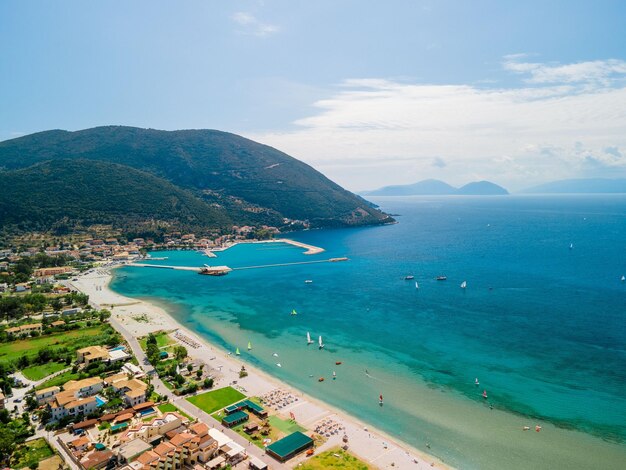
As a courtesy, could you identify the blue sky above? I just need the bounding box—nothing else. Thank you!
[1,0,626,190]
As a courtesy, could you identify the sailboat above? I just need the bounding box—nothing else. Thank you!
[482,390,488,399]
[291,309,298,316]
[235,347,240,356]
[307,332,314,345]
[318,335,324,349]
[415,282,419,289]
[475,378,479,386]
[461,281,467,289]
[247,341,252,351]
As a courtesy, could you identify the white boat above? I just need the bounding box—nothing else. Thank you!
[318,335,324,349]
[461,281,467,289]
[621,275,625,282]
[333,371,336,379]
[276,363,282,368]
[415,282,419,289]
[307,332,314,345]
[569,243,574,250]
[305,280,313,284]
[272,352,279,357]
[475,378,479,386]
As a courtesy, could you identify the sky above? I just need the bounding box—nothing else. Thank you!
[1,1,626,191]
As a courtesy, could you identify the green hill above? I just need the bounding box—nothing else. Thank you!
[0,159,232,234]
[0,126,392,229]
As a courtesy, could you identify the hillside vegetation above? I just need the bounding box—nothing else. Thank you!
[0,126,392,232]
[0,159,232,234]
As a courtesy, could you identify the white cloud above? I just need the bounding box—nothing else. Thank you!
[503,57,626,86]
[248,58,626,191]
[232,11,278,37]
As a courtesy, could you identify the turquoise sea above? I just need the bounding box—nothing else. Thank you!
[111,195,626,469]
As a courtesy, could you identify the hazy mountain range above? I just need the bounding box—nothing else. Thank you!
[522,178,626,194]
[362,179,509,196]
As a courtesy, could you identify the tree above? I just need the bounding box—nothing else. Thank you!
[203,377,213,389]
[146,342,160,365]
[173,345,187,361]
[146,333,157,346]
[186,364,193,373]
[0,426,15,464]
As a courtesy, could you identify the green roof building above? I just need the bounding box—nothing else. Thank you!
[266,431,314,462]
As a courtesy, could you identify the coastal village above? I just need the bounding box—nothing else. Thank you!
[0,232,439,470]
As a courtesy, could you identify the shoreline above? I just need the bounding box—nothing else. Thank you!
[71,265,448,470]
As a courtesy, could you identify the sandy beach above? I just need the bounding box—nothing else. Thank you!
[71,266,448,470]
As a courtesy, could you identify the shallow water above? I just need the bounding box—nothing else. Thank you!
[111,195,626,469]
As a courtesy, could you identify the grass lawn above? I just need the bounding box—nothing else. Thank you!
[21,361,67,381]
[186,386,245,414]
[268,415,306,434]
[35,370,80,390]
[139,331,174,350]
[0,324,113,364]
[10,438,55,469]
[157,403,192,421]
[299,447,371,470]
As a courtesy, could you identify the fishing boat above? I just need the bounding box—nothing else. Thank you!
[404,275,415,280]
[307,332,314,345]
[247,341,252,351]
[235,348,240,356]
[482,390,488,399]
[291,309,298,316]
[436,276,447,281]
[379,394,384,406]
[461,281,467,289]
[415,281,419,289]
[318,335,324,349]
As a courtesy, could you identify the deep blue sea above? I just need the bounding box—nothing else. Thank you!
[111,195,626,469]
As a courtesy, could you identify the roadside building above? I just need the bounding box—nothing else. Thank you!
[76,345,109,365]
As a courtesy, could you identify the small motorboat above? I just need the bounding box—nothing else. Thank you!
[318,377,325,382]
[405,275,415,280]
[305,280,313,284]
[379,394,384,406]
[436,276,447,281]
[276,363,282,367]
[335,361,342,365]
[332,371,336,379]
[535,425,542,432]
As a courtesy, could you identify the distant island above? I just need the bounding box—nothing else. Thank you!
[362,179,509,196]
[522,178,626,194]
[0,126,393,239]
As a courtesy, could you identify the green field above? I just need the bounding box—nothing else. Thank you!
[10,438,55,469]
[21,362,67,381]
[299,448,371,470]
[36,370,80,390]
[157,402,192,421]
[268,415,306,434]
[139,331,175,350]
[0,324,114,364]
[186,386,245,414]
